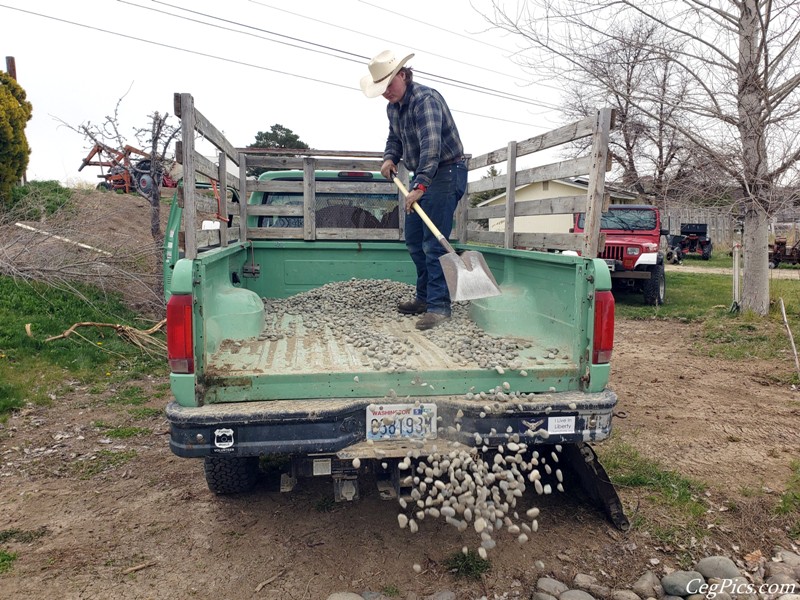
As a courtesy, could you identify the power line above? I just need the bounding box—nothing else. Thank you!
[357,0,566,95]
[0,3,353,89]
[0,2,550,126]
[148,0,559,110]
[249,0,530,84]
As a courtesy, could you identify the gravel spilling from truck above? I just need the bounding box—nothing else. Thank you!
[393,439,564,560]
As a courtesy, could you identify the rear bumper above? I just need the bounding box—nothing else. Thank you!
[166,389,618,458]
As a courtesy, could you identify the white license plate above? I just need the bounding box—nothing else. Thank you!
[604,259,616,271]
[366,403,437,441]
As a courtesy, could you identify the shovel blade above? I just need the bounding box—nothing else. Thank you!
[440,250,502,302]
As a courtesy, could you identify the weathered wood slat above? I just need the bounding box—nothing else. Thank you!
[303,157,315,241]
[469,156,593,195]
[582,108,614,258]
[247,205,303,217]
[245,156,383,170]
[469,194,594,220]
[314,229,402,240]
[514,232,582,251]
[192,106,240,165]
[467,205,505,219]
[174,142,239,189]
[467,230,504,245]
[247,180,397,194]
[179,94,198,259]
[237,148,383,158]
[469,116,595,170]
[246,228,304,239]
[504,141,517,249]
[514,194,592,217]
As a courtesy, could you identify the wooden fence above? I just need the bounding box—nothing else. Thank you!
[174,92,615,259]
[663,208,737,247]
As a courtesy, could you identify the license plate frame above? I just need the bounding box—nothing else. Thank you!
[604,258,616,271]
[366,403,437,441]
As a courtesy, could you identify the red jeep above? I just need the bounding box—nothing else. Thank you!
[574,205,668,305]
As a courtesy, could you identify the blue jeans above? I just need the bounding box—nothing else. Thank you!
[405,162,468,316]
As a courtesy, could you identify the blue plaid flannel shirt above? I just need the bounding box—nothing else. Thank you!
[383,82,464,188]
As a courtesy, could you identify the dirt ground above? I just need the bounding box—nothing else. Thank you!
[1,193,799,599]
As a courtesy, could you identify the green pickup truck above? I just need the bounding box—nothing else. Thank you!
[164,94,627,530]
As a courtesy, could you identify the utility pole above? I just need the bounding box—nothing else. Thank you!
[5,56,16,80]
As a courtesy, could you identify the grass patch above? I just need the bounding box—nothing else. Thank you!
[679,251,733,268]
[598,438,707,545]
[93,422,150,439]
[0,276,165,418]
[380,584,401,597]
[442,549,490,580]
[108,386,150,406]
[777,460,800,516]
[128,407,163,419]
[614,272,731,320]
[314,496,336,513]
[74,449,137,479]
[0,550,17,574]
[0,527,48,544]
[7,180,74,219]
[0,381,25,420]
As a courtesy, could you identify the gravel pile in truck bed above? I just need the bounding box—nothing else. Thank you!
[260,278,533,372]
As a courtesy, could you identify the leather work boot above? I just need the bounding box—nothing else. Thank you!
[415,312,449,330]
[398,299,427,315]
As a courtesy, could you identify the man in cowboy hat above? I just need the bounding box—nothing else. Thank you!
[361,50,467,330]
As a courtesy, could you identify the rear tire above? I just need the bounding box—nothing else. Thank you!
[643,264,665,306]
[701,244,712,260]
[203,456,260,494]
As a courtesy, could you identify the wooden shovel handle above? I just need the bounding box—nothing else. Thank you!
[392,177,456,254]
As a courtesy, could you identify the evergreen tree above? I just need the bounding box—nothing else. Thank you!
[248,124,309,178]
[0,71,33,205]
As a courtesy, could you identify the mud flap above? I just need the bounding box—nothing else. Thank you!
[561,442,630,531]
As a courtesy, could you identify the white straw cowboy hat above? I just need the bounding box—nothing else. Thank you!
[360,50,415,98]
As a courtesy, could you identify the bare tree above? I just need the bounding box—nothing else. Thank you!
[131,111,181,249]
[59,90,180,250]
[558,19,692,198]
[483,0,800,314]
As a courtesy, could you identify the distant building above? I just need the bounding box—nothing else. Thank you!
[479,178,639,234]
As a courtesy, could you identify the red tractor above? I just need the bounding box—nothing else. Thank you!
[769,237,800,268]
[79,142,176,193]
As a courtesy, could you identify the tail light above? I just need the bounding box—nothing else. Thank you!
[167,294,194,373]
[592,291,614,364]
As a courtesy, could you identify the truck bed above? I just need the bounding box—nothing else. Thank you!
[207,312,575,376]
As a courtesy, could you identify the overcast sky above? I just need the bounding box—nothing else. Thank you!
[2,0,565,186]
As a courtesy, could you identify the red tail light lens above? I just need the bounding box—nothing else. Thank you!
[593,291,615,364]
[167,294,194,373]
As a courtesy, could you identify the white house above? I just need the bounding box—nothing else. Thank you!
[479,178,639,234]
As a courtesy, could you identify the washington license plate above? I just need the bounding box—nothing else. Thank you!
[366,403,437,441]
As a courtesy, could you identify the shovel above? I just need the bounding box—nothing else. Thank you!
[393,177,502,302]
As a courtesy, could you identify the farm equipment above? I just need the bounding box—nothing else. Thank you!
[668,223,713,261]
[769,237,800,268]
[79,142,176,193]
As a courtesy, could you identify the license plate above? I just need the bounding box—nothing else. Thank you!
[366,403,437,441]
[604,259,616,271]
